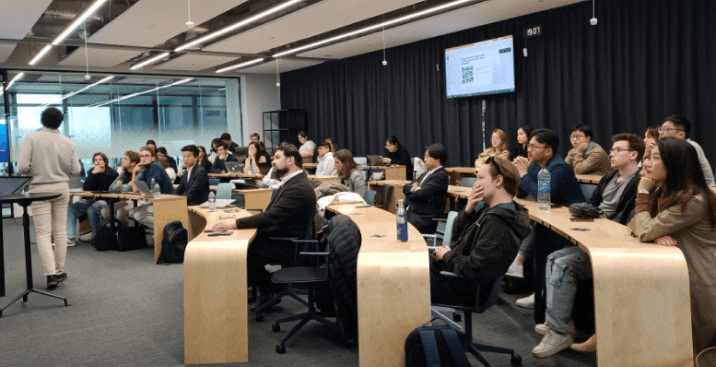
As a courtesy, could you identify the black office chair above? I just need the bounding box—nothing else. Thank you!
[432,272,522,367]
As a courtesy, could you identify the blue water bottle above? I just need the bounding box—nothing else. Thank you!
[397,199,408,242]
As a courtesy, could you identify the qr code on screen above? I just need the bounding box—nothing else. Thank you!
[462,66,473,83]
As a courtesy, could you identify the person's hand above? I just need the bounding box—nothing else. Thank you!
[92,164,105,174]
[464,182,484,213]
[133,165,143,174]
[512,157,530,177]
[577,141,590,153]
[654,235,678,246]
[210,222,236,231]
[129,181,138,192]
[435,246,451,260]
[638,176,656,192]
[383,157,392,164]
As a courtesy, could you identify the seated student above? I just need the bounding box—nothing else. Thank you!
[244,142,269,174]
[157,156,176,182]
[250,132,260,143]
[629,137,716,355]
[117,146,173,227]
[196,145,213,173]
[209,144,316,301]
[221,132,241,157]
[102,150,140,222]
[430,157,531,306]
[207,138,220,164]
[383,136,414,180]
[643,126,659,153]
[475,128,510,170]
[324,137,339,153]
[67,152,118,245]
[565,124,610,175]
[513,125,533,159]
[174,145,209,206]
[210,140,238,173]
[156,147,177,173]
[298,131,316,162]
[334,149,366,197]
[315,142,337,176]
[658,114,715,186]
[531,133,644,359]
[145,140,157,154]
[403,143,450,234]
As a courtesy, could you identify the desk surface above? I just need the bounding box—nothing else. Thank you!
[209,172,263,179]
[575,174,604,184]
[328,203,430,367]
[514,198,693,367]
[184,206,256,364]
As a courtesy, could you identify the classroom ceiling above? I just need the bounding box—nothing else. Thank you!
[0,0,584,77]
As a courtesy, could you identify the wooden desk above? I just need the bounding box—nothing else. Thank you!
[445,166,475,185]
[209,172,263,179]
[184,206,257,365]
[360,165,405,181]
[235,188,272,212]
[367,179,410,213]
[576,174,604,184]
[327,203,430,367]
[303,163,317,170]
[515,198,693,367]
[307,174,339,183]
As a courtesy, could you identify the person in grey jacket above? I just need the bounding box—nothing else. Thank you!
[17,108,81,289]
[334,149,366,197]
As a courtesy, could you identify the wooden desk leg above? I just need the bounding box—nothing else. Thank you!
[152,198,189,263]
[185,242,249,364]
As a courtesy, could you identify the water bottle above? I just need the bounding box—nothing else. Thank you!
[537,167,551,211]
[397,199,408,242]
[150,178,160,196]
[208,192,216,212]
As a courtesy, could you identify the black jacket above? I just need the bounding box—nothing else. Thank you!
[403,167,449,233]
[83,166,119,191]
[587,170,640,225]
[386,145,414,180]
[174,165,210,206]
[436,202,532,281]
[210,154,238,173]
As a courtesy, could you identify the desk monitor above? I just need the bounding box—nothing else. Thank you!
[0,176,32,196]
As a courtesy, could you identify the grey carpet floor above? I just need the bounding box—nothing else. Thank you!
[0,218,596,366]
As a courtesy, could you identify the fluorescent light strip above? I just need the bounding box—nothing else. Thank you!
[175,0,304,52]
[6,72,25,90]
[28,0,109,66]
[93,78,193,107]
[40,75,115,108]
[130,52,171,70]
[273,0,474,58]
[216,58,265,73]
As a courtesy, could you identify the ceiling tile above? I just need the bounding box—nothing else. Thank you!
[58,47,141,68]
[237,59,323,74]
[0,43,17,63]
[154,54,238,71]
[0,0,54,39]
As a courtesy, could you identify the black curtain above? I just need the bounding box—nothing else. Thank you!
[280,0,716,167]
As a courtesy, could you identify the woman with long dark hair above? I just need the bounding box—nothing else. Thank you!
[244,141,269,174]
[334,148,366,197]
[513,125,532,159]
[629,137,716,355]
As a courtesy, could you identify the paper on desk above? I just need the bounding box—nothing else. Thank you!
[199,199,236,208]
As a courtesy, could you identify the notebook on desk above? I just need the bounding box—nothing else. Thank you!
[0,176,32,197]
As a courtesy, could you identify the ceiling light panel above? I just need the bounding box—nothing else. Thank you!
[154,54,237,71]
[88,0,247,47]
[58,47,141,68]
[238,59,323,74]
[205,0,418,54]
[36,74,94,83]
[0,0,54,39]
[299,0,581,59]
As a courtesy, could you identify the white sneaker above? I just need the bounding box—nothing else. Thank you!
[516,293,535,309]
[79,232,94,242]
[67,238,76,247]
[532,330,574,359]
[505,258,524,278]
[535,322,575,337]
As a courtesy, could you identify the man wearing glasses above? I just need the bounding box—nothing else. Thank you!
[659,115,715,186]
[564,124,611,175]
[530,133,644,358]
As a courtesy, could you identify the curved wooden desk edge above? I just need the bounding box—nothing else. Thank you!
[515,198,693,367]
[184,206,257,365]
[327,204,431,367]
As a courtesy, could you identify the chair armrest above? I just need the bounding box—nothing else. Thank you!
[299,251,329,256]
[269,236,299,242]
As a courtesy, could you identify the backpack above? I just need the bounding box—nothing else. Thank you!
[159,221,188,263]
[94,220,118,251]
[117,224,147,252]
[405,320,470,367]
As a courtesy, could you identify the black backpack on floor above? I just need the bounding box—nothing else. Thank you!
[117,224,147,252]
[94,220,118,251]
[405,320,470,367]
[159,221,187,263]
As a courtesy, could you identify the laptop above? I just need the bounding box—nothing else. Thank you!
[0,176,32,197]
[225,161,243,173]
[366,155,386,166]
[132,179,158,198]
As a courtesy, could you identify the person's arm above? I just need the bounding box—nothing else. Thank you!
[17,135,33,175]
[629,194,705,242]
[235,182,310,229]
[350,170,366,197]
[83,171,99,191]
[440,214,512,278]
[571,147,609,174]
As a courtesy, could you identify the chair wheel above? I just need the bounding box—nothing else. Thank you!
[511,354,522,366]
[452,312,461,322]
[255,314,263,322]
[276,344,286,354]
[272,322,280,332]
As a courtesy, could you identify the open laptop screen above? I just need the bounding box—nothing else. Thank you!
[0,176,32,196]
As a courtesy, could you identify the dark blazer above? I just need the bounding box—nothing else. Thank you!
[174,165,209,206]
[235,172,316,260]
[403,166,449,234]
[588,170,640,225]
[210,154,238,173]
[517,154,585,207]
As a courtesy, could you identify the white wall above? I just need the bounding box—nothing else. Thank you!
[239,74,280,146]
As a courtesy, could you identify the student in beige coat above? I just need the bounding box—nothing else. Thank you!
[565,124,610,175]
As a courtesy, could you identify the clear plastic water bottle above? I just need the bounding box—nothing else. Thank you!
[537,167,551,211]
[208,191,216,212]
[150,178,160,196]
[397,199,408,242]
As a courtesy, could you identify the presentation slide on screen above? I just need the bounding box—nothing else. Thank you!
[445,36,515,98]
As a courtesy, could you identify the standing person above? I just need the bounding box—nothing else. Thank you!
[475,128,510,170]
[297,131,316,162]
[17,108,81,289]
[403,143,450,234]
[334,149,366,197]
[629,137,716,355]
[658,115,715,186]
[513,125,533,159]
[383,136,414,180]
[315,142,337,176]
[565,124,611,175]
[67,152,118,245]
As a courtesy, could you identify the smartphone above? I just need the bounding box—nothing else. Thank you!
[208,230,232,236]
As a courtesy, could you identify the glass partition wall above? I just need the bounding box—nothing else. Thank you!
[2,70,240,170]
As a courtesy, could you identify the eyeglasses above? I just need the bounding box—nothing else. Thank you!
[658,127,683,133]
[527,143,545,150]
[570,134,586,140]
[610,147,634,154]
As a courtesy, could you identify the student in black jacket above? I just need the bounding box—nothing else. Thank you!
[384,136,414,180]
[403,143,449,234]
[210,140,238,173]
[67,152,118,244]
[174,145,209,206]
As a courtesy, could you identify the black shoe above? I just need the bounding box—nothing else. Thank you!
[47,275,59,290]
[56,273,68,283]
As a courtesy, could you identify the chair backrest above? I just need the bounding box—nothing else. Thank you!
[353,156,367,165]
[474,274,504,313]
[216,182,232,200]
[208,177,220,186]
[363,190,376,205]
[442,211,459,246]
[460,177,476,188]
